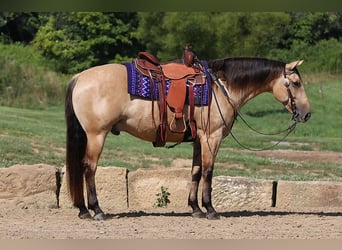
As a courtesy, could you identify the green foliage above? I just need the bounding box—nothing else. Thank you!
[33,12,140,74]
[134,12,166,56]
[0,12,41,43]
[269,38,342,74]
[136,12,342,71]
[3,12,342,75]
[267,13,342,74]
[0,43,66,109]
[154,186,170,208]
[284,13,342,47]
[136,12,292,60]
[157,12,216,60]
[214,12,291,57]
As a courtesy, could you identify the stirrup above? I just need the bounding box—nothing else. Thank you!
[169,114,186,133]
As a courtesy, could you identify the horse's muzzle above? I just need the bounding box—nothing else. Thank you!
[303,112,311,122]
[293,111,311,123]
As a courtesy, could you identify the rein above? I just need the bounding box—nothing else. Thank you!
[209,69,298,151]
[229,122,297,151]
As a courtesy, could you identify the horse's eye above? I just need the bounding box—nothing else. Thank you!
[293,81,301,88]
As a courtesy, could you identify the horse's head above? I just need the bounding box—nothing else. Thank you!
[272,60,311,123]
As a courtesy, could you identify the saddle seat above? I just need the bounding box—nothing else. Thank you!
[161,63,205,82]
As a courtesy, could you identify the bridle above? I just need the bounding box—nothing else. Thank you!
[208,67,299,151]
[284,69,299,122]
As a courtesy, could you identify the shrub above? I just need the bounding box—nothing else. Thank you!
[32,13,139,74]
[0,43,65,108]
[268,38,342,74]
[154,186,170,208]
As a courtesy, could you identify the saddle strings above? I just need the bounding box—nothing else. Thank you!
[210,71,298,151]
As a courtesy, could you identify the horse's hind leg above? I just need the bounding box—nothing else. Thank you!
[188,140,205,218]
[83,132,107,220]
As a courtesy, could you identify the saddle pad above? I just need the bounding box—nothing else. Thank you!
[123,62,211,106]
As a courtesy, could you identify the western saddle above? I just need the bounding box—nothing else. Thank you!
[133,44,207,147]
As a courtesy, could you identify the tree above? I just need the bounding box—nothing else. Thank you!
[33,12,142,74]
[136,12,217,61]
[0,12,41,43]
[135,12,166,56]
[207,12,291,57]
[279,12,342,49]
[136,12,292,60]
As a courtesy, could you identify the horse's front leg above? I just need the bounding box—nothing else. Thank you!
[83,133,106,220]
[188,139,205,218]
[201,137,221,220]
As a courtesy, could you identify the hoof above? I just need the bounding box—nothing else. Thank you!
[192,211,206,218]
[206,212,220,220]
[78,211,92,220]
[93,212,106,221]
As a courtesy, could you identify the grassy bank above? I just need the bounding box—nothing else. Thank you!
[0,43,68,109]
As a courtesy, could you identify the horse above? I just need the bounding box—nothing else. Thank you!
[65,57,311,220]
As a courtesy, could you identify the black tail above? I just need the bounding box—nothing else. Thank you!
[65,76,87,207]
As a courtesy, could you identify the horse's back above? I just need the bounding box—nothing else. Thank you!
[72,63,129,133]
[76,63,127,87]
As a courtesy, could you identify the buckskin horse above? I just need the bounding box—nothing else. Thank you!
[65,54,311,220]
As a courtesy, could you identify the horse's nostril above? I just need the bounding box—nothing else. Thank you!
[304,112,311,121]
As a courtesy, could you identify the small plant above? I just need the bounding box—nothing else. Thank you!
[154,186,170,208]
[21,204,28,209]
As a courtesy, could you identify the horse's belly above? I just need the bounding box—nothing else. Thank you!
[114,121,185,143]
[112,97,185,142]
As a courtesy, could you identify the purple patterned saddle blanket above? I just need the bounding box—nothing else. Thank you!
[123,62,211,106]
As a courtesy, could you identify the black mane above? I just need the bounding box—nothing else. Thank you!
[208,57,285,91]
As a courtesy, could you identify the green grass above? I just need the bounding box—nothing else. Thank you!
[0,106,65,167]
[0,78,341,182]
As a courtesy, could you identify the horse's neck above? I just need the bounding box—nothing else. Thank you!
[228,80,273,109]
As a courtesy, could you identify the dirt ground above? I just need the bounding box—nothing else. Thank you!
[0,150,341,239]
[255,149,342,165]
[0,205,341,239]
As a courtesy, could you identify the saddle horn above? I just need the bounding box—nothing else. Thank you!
[183,43,195,67]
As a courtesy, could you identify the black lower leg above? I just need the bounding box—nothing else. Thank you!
[188,166,205,218]
[84,167,105,220]
[78,204,92,219]
[87,185,105,220]
[202,168,220,220]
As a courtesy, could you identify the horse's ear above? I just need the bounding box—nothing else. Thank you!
[286,60,304,70]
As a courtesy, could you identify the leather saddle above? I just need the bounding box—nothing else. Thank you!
[134,48,206,147]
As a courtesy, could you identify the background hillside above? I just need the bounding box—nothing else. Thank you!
[1,12,342,108]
